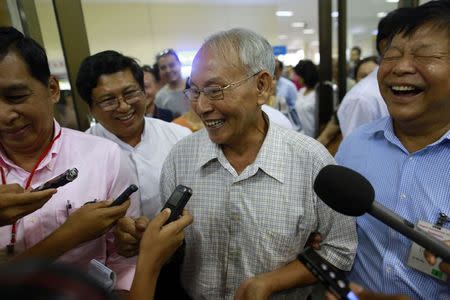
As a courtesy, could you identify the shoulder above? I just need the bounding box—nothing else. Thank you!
[166,129,206,157]
[262,106,293,130]
[280,77,297,89]
[336,118,385,157]
[61,127,121,155]
[155,85,169,97]
[272,124,334,166]
[145,117,191,138]
[85,122,103,136]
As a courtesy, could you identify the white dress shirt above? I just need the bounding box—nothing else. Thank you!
[87,117,191,217]
[337,67,389,138]
[295,87,317,137]
[261,105,293,130]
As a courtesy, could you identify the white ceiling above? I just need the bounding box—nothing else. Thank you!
[82,0,401,55]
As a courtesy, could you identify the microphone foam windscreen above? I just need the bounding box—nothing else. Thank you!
[313,165,375,216]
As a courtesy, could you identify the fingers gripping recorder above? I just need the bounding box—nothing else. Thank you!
[32,168,79,192]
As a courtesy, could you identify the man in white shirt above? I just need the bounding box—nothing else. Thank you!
[336,9,410,137]
[76,50,191,218]
[337,67,388,137]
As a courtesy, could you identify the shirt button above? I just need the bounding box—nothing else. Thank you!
[386,266,392,273]
[400,194,406,200]
[408,157,413,161]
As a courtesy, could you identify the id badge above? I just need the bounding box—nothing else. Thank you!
[407,220,450,282]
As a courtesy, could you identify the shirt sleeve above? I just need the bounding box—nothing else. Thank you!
[311,148,358,271]
[104,144,139,290]
[159,147,178,206]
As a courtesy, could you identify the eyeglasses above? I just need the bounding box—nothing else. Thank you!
[94,89,144,112]
[183,71,260,102]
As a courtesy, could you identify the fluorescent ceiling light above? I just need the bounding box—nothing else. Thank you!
[276,11,293,17]
[331,11,339,18]
[377,12,388,18]
[386,0,399,3]
[291,22,306,28]
[303,29,315,35]
[278,35,288,40]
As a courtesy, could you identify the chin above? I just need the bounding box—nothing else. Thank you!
[206,132,225,145]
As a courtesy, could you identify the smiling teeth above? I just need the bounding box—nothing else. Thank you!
[205,120,224,127]
[117,113,133,121]
[391,86,416,91]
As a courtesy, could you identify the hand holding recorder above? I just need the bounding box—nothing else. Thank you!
[0,184,57,226]
[60,184,137,246]
[114,185,192,258]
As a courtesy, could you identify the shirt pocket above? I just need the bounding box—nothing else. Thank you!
[256,192,312,238]
[254,196,314,271]
[55,201,79,225]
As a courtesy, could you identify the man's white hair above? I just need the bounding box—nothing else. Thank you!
[201,28,275,76]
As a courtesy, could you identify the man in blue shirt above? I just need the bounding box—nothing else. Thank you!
[275,59,302,130]
[336,1,450,299]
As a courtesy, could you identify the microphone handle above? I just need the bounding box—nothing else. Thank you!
[370,201,450,262]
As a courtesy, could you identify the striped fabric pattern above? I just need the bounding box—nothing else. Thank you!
[160,121,357,300]
[336,117,450,300]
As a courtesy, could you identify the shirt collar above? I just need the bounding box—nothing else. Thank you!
[196,129,221,170]
[91,120,146,151]
[195,115,286,183]
[0,120,62,174]
[366,116,450,151]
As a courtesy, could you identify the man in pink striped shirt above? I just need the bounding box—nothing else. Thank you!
[0,27,139,294]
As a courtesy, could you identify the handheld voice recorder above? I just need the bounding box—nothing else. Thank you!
[32,168,79,192]
[161,185,192,225]
[298,247,359,300]
[109,184,138,207]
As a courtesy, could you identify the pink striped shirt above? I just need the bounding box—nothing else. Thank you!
[0,121,139,290]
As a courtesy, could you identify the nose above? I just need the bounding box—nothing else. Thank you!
[0,100,20,125]
[195,93,213,115]
[391,54,416,76]
[116,97,132,112]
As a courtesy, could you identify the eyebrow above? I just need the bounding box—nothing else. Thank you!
[97,84,139,98]
[190,77,226,88]
[5,84,31,92]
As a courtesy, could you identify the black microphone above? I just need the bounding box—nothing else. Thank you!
[314,164,450,262]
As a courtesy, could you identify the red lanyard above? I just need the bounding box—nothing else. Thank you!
[1,128,62,255]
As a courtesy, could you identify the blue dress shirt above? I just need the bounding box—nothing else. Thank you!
[276,77,298,109]
[276,77,302,130]
[336,117,450,300]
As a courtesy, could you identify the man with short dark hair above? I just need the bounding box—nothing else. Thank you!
[0,27,138,293]
[337,8,412,137]
[154,49,190,118]
[336,1,450,298]
[76,50,190,218]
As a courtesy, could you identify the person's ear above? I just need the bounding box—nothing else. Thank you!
[48,76,60,104]
[256,71,273,106]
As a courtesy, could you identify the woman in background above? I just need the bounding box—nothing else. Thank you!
[294,60,319,137]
